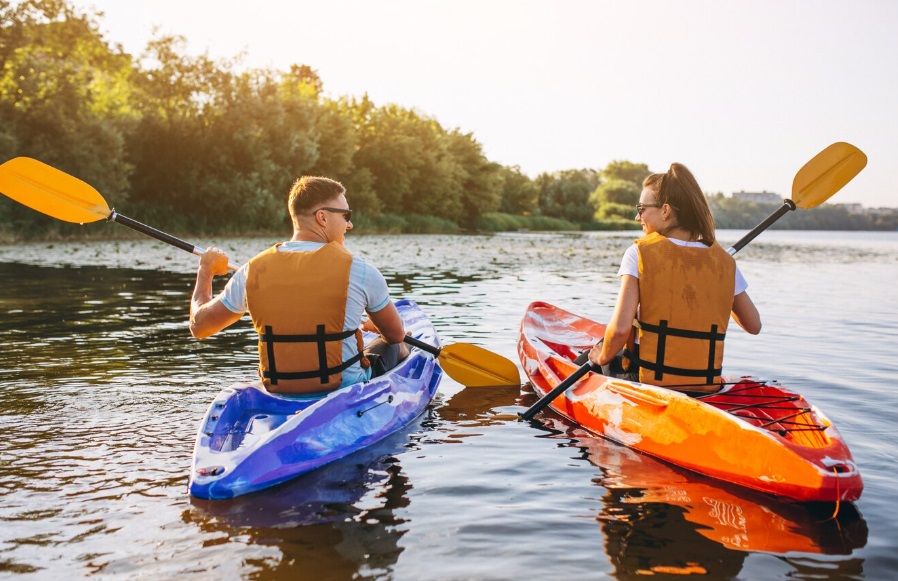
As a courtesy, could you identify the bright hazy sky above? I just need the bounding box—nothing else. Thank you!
[69,0,898,208]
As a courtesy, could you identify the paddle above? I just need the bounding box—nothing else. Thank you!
[728,142,868,254]
[0,156,522,388]
[0,157,242,270]
[404,336,521,387]
[519,142,867,421]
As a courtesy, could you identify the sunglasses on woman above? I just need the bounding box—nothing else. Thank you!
[635,203,662,216]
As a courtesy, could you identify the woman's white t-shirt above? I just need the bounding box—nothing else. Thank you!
[618,239,748,295]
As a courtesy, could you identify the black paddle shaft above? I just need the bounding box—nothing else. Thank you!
[519,361,599,421]
[109,211,199,254]
[404,335,441,357]
[728,199,796,254]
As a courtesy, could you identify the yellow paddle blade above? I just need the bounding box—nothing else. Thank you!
[0,157,111,223]
[792,142,867,209]
[438,343,521,387]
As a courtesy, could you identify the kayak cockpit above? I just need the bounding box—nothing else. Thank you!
[203,385,318,453]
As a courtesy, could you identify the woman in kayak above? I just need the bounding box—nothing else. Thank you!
[586,163,761,391]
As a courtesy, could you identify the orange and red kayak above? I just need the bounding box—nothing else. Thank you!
[518,301,863,503]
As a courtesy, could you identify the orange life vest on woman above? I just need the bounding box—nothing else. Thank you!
[627,233,735,389]
[245,242,367,394]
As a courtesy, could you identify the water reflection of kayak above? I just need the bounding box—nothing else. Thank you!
[441,378,865,572]
[530,416,868,557]
[188,299,443,500]
[184,426,420,579]
[518,301,863,503]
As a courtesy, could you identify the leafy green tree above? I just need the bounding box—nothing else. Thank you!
[592,178,641,206]
[350,100,421,214]
[398,115,462,221]
[125,34,233,228]
[445,130,502,225]
[596,202,636,221]
[536,169,599,223]
[302,95,384,217]
[196,66,320,230]
[869,211,898,230]
[498,165,539,215]
[347,99,501,224]
[125,36,325,231]
[589,161,649,220]
[706,196,773,229]
[602,160,651,185]
[0,0,132,195]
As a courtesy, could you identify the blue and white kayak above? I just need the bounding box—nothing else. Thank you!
[188,299,443,500]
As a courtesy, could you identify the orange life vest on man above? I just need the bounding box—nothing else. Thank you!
[245,242,367,394]
[626,232,735,389]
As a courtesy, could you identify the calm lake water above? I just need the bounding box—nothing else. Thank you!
[1,229,897,580]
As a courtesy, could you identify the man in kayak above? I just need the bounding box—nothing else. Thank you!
[586,163,762,392]
[187,176,410,394]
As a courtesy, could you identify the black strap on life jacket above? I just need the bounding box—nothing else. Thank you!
[260,324,362,385]
[625,319,726,384]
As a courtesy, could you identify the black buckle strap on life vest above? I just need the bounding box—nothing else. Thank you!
[261,352,363,384]
[635,319,726,384]
[260,324,359,385]
[263,325,278,384]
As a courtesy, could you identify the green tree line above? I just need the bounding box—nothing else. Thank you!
[1,0,894,240]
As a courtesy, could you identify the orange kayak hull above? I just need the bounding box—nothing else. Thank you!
[518,301,863,503]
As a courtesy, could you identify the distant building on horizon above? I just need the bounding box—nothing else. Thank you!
[837,204,897,216]
[732,190,781,204]
[865,206,898,215]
